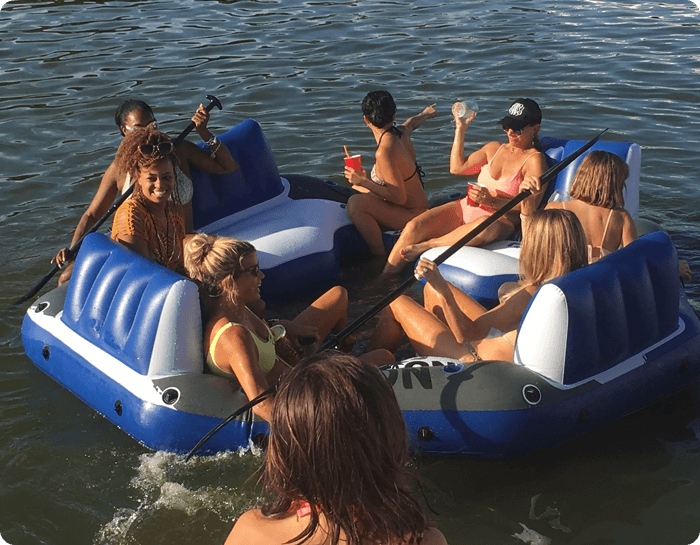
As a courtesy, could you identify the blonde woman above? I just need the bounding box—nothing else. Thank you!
[184,234,393,421]
[369,209,588,363]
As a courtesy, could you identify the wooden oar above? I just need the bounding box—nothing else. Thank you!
[14,94,223,306]
[319,128,609,350]
[183,129,609,459]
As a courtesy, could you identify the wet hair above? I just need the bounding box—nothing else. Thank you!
[184,233,256,302]
[520,208,588,286]
[114,99,154,135]
[361,90,397,128]
[569,150,628,209]
[261,352,428,545]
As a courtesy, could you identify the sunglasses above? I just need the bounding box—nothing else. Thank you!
[502,125,524,136]
[138,142,174,157]
[235,263,261,278]
[124,120,158,132]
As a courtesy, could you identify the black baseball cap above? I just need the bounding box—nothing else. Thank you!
[498,98,542,131]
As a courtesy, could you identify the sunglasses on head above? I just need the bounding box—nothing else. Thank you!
[502,125,524,136]
[124,120,158,132]
[138,142,174,157]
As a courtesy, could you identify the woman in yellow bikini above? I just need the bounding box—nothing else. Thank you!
[383,98,549,274]
[184,234,393,421]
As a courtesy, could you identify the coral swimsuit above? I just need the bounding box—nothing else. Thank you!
[459,145,538,225]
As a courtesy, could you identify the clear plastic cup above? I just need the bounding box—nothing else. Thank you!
[452,100,479,119]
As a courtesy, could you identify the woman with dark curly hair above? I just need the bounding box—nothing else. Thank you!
[344,90,435,259]
[224,352,448,545]
[110,126,188,273]
[53,98,237,283]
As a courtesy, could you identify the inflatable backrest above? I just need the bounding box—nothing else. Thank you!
[190,118,283,230]
[539,136,640,218]
[61,233,204,377]
[514,231,679,385]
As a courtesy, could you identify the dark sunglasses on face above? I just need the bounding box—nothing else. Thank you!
[235,263,261,278]
[138,142,174,157]
[502,125,524,136]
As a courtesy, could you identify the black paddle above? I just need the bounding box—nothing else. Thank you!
[14,94,223,306]
[183,128,609,460]
[319,128,609,350]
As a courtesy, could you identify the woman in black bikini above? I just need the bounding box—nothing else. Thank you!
[343,90,434,258]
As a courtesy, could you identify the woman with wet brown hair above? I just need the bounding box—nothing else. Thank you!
[224,352,448,545]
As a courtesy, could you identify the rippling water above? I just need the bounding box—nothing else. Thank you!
[2,1,700,543]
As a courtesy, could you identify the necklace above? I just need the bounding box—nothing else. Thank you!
[145,201,175,266]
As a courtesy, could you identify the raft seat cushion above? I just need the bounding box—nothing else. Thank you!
[190,119,284,231]
[539,137,641,218]
[61,233,204,377]
[514,231,680,385]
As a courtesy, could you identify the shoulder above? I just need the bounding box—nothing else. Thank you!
[113,198,149,234]
[420,527,449,545]
[523,150,547,173]
[223,510,269,545]
[482,141,502,156]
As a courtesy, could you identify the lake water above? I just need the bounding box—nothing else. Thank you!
[2,1,700,544]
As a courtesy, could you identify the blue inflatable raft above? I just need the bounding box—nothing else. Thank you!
[20,125,700,457]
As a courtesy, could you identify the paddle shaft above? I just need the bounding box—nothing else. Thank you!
[14,95,223,306]
[183,128,608,459]
[320,128,609,350]
[184,382,277,462]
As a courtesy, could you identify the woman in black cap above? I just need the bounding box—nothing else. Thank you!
[383,98,547,274]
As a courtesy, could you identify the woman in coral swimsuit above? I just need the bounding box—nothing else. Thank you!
[383,98,548,274]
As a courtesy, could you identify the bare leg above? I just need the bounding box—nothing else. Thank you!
[368,295,472,360]
[57,262,75,286]
[358,349,395,367]
[399,216,514,264]
[292,285,349,341]
[383,201,463,274]
[423,282,488,324]
[347,194,425,258]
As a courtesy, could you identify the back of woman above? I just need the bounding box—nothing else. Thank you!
[224,352,448,545]
[547,150,637,262]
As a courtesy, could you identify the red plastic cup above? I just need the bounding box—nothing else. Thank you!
[344,155,362,171]
[466,182,485,207]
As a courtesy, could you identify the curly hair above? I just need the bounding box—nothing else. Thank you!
[569,150,628,209]
[114,99,154,134]
[261,351,428,545]
[361,90,397,128]
[113,126,181,204]
[184,233,256,303]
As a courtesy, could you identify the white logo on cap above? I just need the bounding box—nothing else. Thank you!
[509,103,525,117]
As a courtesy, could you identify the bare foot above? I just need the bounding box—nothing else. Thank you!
[400,243,428,263]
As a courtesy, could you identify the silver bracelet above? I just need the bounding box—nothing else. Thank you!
[205,135,218,147]
[210,141,222,159]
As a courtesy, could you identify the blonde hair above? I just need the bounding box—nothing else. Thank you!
[520,209,588,286]
[184,233,255,301]
[569,150,628,209]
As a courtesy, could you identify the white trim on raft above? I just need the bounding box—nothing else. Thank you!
[25,310,172,409]
[519,316,686,391]
[198,176,353,270]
